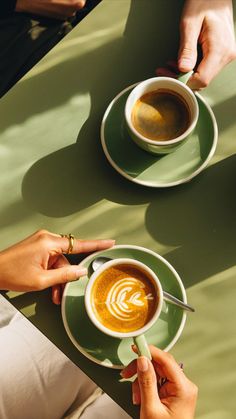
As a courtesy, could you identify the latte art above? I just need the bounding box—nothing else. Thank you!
[91,264,158,333]
[105,277,154,322]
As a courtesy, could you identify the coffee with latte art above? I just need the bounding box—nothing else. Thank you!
[91,264,158,333]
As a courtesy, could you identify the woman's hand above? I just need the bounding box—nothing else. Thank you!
[15,0,86,20]
[121,346,198,419]
[156,0,236,89]
[0,230,115,304]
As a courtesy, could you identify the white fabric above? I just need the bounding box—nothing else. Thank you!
[0,296,130,419]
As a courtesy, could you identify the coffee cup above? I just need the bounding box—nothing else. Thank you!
[85,258,163,359]
[125,72,199,155]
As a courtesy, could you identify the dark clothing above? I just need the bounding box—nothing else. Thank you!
[0,0,17,18]
[0,0,102,97]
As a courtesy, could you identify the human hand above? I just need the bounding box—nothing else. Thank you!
[156,0,236,89]
[121,346,198,419]
[0,230,115,304]
[15,0,86,20]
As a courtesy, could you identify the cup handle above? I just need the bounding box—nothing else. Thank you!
[177,71,193,85]
[133,335,151,360]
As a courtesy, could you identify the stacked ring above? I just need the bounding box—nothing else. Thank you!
[60,233,75,254]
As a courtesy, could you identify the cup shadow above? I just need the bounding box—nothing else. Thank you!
[20,0,184,216]
[145,155,236,288]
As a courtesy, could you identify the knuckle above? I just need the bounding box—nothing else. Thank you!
[228,48,236,62]
[181,46,195,56]
[77,0,86,7]
[35,229,51,245]
[139,376,155,389]
[35,229,49,238]
[33,277,44,291]
[191,383,199,397]
[182,380,198,400]
[199,78,209,88]
[61,268,72,283]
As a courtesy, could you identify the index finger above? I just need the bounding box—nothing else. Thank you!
[149,346,184,384]
[59,237,115,254]
[187,51,222,90]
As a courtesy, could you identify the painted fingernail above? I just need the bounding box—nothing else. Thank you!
[120,370,125,377]
[137,357,149,372]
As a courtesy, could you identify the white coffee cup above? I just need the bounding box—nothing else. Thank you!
[85,258,163,359]
[125,74,199,155]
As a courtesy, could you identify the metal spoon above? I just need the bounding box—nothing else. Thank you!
[91,256,195,313]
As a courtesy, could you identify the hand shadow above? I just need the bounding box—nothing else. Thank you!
[145,155,236,288]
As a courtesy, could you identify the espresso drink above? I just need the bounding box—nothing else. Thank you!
[131,89,190,141]
[91,264,158,333]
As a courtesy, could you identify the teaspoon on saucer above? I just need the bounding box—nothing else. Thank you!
[91,256,195,313]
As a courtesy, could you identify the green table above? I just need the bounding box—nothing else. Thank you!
[1,1,236,417]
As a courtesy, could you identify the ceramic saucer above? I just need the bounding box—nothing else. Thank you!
[101,84,218,187]
[61,245,187,369]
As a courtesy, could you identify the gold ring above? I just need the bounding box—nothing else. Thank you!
[60,233,75,254]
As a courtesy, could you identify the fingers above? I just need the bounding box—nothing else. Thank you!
[42,265,88,289]
[121,359,137,379]
[187,51,232,90]
[137,357,162,416]
[34,230,115,255]
[52,285,61,305]
[132,378,141,405]
[148,346,185,384]
[178,18,202,72]
[56,236,115,255]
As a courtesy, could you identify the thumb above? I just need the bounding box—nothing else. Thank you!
[43,266,87,288]
[137,357,161,417]
[178,19,201,72]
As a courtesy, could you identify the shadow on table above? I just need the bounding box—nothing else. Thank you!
[20,0,184,216]
[145,154,236,288]
[0,0,183,132]
[21,142,156,216]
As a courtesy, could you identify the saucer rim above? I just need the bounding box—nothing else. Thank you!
[61,244,187,369]
[101,83,218,188]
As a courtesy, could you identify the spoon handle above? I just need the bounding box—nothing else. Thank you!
[163,291,195,312]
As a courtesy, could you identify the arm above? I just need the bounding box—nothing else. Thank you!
[15,0,86,20]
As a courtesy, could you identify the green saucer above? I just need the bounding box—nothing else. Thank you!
[61,245,187,369]
[101,84,218,187]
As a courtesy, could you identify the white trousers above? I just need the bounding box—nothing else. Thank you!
[0,296,131,419]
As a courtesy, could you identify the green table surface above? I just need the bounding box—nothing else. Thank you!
[1,1,236,417]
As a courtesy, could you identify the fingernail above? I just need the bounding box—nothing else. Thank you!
[120,370,125,377]
[179,58,193,68]
[137,357,149,372]
[76,267,88,277]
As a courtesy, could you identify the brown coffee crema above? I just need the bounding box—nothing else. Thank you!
[131,89,190,141]
[91,264,158,333]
